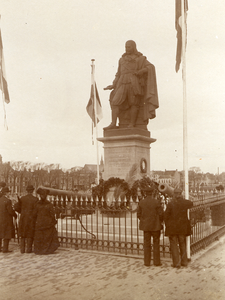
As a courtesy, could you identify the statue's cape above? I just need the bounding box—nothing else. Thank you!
[138,56,159,120]
[111,54,159,121]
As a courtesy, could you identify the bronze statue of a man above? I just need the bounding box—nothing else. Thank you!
[104,40,159,130]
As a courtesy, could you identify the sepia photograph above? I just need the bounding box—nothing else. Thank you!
[1,1,225,299]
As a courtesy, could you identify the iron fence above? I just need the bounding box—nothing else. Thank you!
[13,191,225,257]
[48,195,170,258]
[190,193,225,254]
[47,192,225,257]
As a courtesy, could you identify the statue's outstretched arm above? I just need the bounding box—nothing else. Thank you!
[104,85,114,90]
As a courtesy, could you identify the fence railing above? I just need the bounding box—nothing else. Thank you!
[12,191,225,257]
[190,193,225,254]
[42,192,225,257]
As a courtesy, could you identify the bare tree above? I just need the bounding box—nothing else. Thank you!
[31,163,49,188]
[42,163,62,188]
[1,162,11,184]
[189,166,201,174]
[10,161,32,193]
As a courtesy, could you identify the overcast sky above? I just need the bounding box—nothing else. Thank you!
[1,0,225,174]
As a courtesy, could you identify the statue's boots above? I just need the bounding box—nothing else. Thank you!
[104,123,117,130]
[128,106,139,128]
[104,106,119,129]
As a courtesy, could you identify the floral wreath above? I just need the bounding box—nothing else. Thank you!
[92,176,159,202]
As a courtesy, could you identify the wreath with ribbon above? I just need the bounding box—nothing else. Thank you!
[92,176,159,203]
[92,177,130,200]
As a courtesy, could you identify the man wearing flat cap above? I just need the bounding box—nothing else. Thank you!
[137,186,163,267]
[0,187,17,253]
[14,185,38,253]
[164,188,193,268]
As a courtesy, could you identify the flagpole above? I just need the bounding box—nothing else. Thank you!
[91,59,100,185]
[182,0,188,199]
[181,0,190,259]
[0,16,9,130]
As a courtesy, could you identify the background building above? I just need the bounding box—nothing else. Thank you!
[0,155,104,194]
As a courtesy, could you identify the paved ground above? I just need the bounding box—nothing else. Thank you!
[0,237,225,300]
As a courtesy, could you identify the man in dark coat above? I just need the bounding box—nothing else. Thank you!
[137,187,163,267]
[0,187,17,253]
[14,185,38,253]
[164,188,193,268]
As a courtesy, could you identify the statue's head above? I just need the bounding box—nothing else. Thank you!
[125,40,137,55]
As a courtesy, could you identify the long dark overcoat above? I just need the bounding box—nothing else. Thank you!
[164,197,193,236]
[0,195,17,239]
[14,194,38,238]
[33,200,59,254]
[137,196,163,231]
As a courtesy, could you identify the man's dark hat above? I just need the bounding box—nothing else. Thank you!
[26,185,35,191]
[1,187,10,193]
[36,187,50,196]
[0,181,6,188]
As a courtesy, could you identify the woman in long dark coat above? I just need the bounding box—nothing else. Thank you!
[33,188,59,255]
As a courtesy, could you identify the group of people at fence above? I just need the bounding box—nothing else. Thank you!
[0,182,59,255]
[0,180,193,268]
[138,186,193,268]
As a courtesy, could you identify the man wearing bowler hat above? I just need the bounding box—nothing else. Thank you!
[0,187,17,253]
[14,185,38,253]
[137,186,163,267]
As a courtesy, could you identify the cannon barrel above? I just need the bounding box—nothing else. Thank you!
[36,186,95,218]
[158,183,174,197]
[37,186,91,199]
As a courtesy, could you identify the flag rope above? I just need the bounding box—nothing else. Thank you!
[0,17,10,129]
[91,60,100,184]
[2,97,8,130]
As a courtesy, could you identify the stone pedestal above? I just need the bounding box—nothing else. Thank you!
[98,128,156,180]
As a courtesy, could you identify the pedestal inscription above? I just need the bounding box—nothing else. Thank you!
[98,128,156,180]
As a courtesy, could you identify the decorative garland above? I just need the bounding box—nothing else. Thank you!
[92,177,130,200]
[92,176,159,202]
